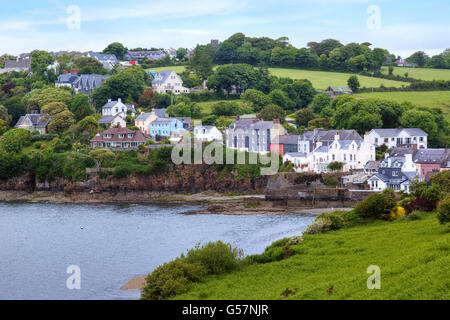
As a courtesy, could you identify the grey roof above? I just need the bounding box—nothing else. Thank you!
[390,146,417,157]
[315,145,329,153]
[87,52,117,62]
[414,149,449,164]
[98,115,121,124]
[338,140,362,150]
[326,86,352,94]
[284,152,307,157]
[15,114,50,128]
[73,74,110,93]
[364,161,381,170]
[55,73,79,84]
[301,129,362,142]
[152,70,175,84]
[151,118,179,125]
[371,128,428,137]
[135,113,152,121]
[369,173,390,182]
[274,135,299,144]
[102,100,135,113]
[153,109,168,118]
[4,59,31,69]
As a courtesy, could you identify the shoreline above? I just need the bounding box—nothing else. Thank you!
[0,190,353,216]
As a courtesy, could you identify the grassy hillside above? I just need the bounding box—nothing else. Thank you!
[268,68,406,89]
[381,66,450,81]
[148,66,406,89]
[356,91,450,120]
[174,213,449,300]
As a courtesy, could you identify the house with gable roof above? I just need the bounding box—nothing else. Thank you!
[72,74,110,95]
[134,109,168,134]
[15,113,50,134]
[152,70,190,94]
[90,126,149,150]
[367,128,428,149]
[194,125,223,142]
[86,52,118,70]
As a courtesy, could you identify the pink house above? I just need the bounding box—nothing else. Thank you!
[413,149,449,179]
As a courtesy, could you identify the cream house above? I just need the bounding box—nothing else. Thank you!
[152,70,190,94]
[310,134,375,173]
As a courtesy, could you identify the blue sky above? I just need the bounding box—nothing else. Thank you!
[1,0,449,57]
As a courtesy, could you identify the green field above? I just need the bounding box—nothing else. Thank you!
[174,212,449,300]
[197,100,245,115]
[381,66,450,81]
[148,66,186,74]
[356,91,450,120]
[268,68,406,89]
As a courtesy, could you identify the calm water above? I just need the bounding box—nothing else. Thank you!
[0,202,315,300]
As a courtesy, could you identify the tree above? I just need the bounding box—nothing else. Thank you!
[259,104,285,122]
[388,66,394,75]
[407,51,429,68]
[71,94,94,122]
[41,102,68,116]
[78,116,98,136]
[74,57,107,74]
[0,119,6,135]
[311,93,331,114]
[328,161,343,172]
[176,48,188,61]
[48,111,75,133]
[347,75,360,93]
[0,128,32,152]
[92,66,147,109]
[3,96,26,124]
[0,105,12,126]
[138,89,158,109]
[269,89,294,111]
[211,101,240,116]
[241,89,271,111]
[103,42,127,60]
[26,88,72,113]
[281,79,315,109]
[181,71,202,88]
[295,108,316,127]
[31,51,54,78]
[187,44,215,80]
[437,195,450,225]
[89,149,116,168]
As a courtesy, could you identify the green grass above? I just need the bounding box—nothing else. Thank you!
[147,66,187,73]
[356,91,450,120]
[174,213,449,300]
[197,100,246,115]
[381,66,450,81]
[268,68,406,89]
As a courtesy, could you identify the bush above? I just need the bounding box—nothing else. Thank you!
[141,259,206,300]
[31,133,59,142]
[303,218,331,235]
[354,189,396,219]
[141,241,243,300]
[390,206,406,220]
[437,195,450,225]
[404,197,436,214]
[245,238,297,264]
[407,211,425,221]
[430,171,450,193]
[184,241,243,275]
[113,166,132,179]
[317,212,344,230]
[323,175,339,187]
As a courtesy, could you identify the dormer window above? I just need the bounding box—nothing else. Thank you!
[119,134,125,138]
[128,134,133,138]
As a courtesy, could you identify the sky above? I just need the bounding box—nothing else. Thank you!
[0,0,449,58]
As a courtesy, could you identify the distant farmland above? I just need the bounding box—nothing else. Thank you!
[381,66,450,81]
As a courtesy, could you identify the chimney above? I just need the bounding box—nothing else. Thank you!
[108,99,112,102]
[274,119,280,124]
[236,115,240,121]
[70,68,78,75]
[62,69,68,74]
[334,134,340,141]
[118,98,122,103]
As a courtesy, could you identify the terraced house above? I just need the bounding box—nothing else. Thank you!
[226,118,287,154]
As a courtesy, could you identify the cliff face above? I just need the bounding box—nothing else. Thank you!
[0,164,268,194]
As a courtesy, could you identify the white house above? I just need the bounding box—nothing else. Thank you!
[309,134,375,173]
[194,125,223,142]
[102,98,135,118]
[367,153,418,193]
[283,152,309,172]
[367,128,428,149]
[152,70,190,94]
[98,114,126,128]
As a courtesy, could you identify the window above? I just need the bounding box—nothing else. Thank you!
[419,137,424,142]
[384,138,388,143]
[119,134,124,138]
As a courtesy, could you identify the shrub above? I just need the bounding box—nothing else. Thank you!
[407,211,425,221]
[184,241,243,275]
[390,206,406,220]
[245,238,297,264]
[430,171,450,193]
[343,210,363,224]
[317,212,344,230]
[113,166,132,179]
[437,195,450,225]
[323,175,339,187]
[354,189,396,219]
[31,133,59,142]
[404,197,436,214]
[303,218,332,235]
[424,184,443,203]
[141,259,206,300]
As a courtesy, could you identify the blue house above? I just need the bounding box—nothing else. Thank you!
[149,118,184,137]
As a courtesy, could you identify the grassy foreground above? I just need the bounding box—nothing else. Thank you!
[381,66,450,81]
[356,91,450,120]
[174,213,449,300]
